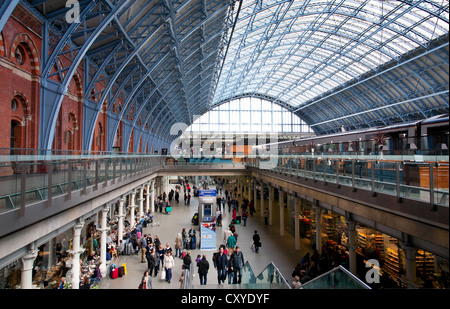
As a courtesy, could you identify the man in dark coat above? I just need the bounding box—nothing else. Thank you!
[197,254,209,285]
[213,246,228,284]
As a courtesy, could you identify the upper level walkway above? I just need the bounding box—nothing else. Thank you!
[0,150,448,268]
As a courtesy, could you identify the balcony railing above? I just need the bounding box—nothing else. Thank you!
[247,154,449,208]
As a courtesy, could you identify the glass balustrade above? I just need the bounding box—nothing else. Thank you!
[247,154,449,208]
[0,149,447,216]
[297,265,370,289]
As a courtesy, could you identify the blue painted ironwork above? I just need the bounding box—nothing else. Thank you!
[0,0,19,33]
[0,0,445,153]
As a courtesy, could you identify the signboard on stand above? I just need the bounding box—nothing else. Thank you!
[199,189,217,197]
[200,225,216,250]
[198,189,217,250]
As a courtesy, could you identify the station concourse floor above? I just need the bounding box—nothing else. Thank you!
[97,183,312,289]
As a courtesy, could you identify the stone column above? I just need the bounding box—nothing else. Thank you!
[129,191,137,228]
[294,197,300,251]
[279,190,285,236]
[145,183,150,213]
[48,238,55,270]
[109,203,114,220]
[314,204,322,254]
[151,180,155,213]
[68,219,85,289]
[253,179,257,212]
[99,207,110,276]
[20,242,38,289]
[260,182,264,217]
[138,186,144,220]
[268,185,273,226]
[117,198,125,244]
[401,242,418,287]
[346,218,357,275]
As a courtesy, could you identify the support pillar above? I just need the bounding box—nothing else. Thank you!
[129,191,137,228]
[48,238,55,270]
[138,186,144,220]
[68,219,85,289]
[401,241,418,287]
[117,198,125,244]
[260,182,264,217]
[145,183,150,213]
[20,242,38,289]
[279,190,285,236]
[314,203,322,254]
[346,217,357,276]
[253,179,257,212]
[151,181,155,213]
[294,197,300,251]
[99,206,110,276]
[268,185,273,226]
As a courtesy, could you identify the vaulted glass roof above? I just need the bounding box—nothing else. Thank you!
[213,0,449,110]
[7,0,448,151]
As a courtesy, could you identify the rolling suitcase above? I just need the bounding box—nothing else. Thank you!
[110,264,118,279]
[118,266,125,277]
[122,263,127,274]
[124,242,133,255]
[111,268,118,279]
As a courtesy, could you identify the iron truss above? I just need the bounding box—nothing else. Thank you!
[214,0,449,135]
[14,0,236,152]
[1,0,448,150]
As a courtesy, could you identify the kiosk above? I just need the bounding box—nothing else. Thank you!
[198,190,217,250]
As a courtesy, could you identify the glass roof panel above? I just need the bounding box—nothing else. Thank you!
[214,0,449,109]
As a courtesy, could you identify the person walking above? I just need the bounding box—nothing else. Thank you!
[146,247,158,277]
[226,233,237,253]
[175,233,183,258]
[226,251,234,284]
[197,254,210,285]
[140,235,147,263]
[242,209,248,226]
[291,275,302,288]
[264,208,269,225]
[252,230,261,253]
[140,270,152,289]
[183,251,192,270]
[230,246,245,284]
[182,228,188,249]
[223,227,233,245]
[213,246,228,285]
[164,251,175,284]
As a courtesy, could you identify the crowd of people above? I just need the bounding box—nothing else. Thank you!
[290,242,350,288]
[47,176,260,289]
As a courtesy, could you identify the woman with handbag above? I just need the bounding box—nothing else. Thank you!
[253,230,261,253]
[163,251,175,284]
[140,270,152,289]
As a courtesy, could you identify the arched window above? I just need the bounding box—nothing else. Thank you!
[187,97,313,133]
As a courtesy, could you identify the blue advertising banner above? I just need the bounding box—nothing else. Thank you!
[200,226,216,250]
[199,189,217,197]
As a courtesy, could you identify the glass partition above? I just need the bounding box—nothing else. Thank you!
[298,265,370,289]
[247,262,291,289]
[249,154,449,207]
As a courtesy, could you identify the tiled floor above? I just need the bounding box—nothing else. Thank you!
[97,181,312,289]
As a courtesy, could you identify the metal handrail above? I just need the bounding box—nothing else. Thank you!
[297,265,371,289]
